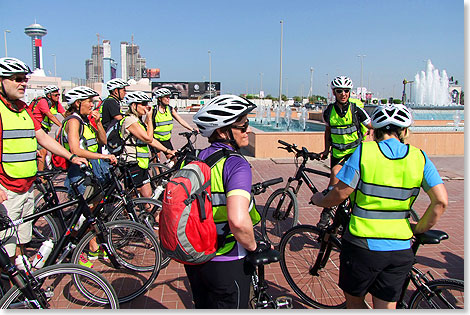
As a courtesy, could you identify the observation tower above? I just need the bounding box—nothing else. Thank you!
[24,22,47,71]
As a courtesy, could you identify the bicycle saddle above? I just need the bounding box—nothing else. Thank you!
[415,230,448,245]
[246,248,280,266]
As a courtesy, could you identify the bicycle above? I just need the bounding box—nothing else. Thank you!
[261,140,420,248]
[6,165,162,304]
[261,140,329,247]
[0,207,119,309]
[279,211,464,308]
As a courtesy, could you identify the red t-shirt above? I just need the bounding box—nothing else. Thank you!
[32,98,65,124]
[0,95,41,193]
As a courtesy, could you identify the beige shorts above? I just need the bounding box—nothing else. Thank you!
[0,184,35,257]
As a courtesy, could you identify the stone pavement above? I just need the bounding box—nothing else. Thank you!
[120,113,464,309]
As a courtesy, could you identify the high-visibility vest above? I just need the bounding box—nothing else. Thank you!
[348,141,425,240]
[61,114,99,153]
[210,153,261,255]
[122,117,150,169]
[328,103,363,159]
[348,98,368,137]
[153,106,173,141]
[0,100,37,178]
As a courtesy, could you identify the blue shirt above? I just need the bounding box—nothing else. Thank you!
[337,138,443,251]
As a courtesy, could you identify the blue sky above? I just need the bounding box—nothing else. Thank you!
[1,0,464,99]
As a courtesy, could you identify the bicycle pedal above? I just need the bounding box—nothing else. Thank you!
[275,296,293,308]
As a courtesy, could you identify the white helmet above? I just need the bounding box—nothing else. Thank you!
[0,57,32,77]
[44,85,59,95]
[124,91,152,105]
[64,86,99,105]
[106,78,129,91]
[193,95,256,137]
[153,88,171,98]
[331,76,353,90]
[371,104,413,129]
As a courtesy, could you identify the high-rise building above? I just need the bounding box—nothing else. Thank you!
[85,44,103,83]
[24,22,47,72]
[120,41,146,81]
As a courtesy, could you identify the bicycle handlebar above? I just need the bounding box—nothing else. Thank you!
[178,130,199,138]
[252,177,283,196]
[277,140,321,161]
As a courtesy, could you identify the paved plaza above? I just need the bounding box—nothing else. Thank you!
[116,113,464,309]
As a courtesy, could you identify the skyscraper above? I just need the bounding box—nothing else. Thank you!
[120,41,146,81]
[85,44,103,83]
[24,22,47,71]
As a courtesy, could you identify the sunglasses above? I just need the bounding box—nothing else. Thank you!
[231,120,249,132]
[51,93,60,97]
[8,76,29,83]
[335,89,350,94]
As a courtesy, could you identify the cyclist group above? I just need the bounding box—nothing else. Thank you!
[0,56,448,309]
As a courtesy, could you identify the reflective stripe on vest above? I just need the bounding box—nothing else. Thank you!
[41,105,58,132]
[329,103,361,159]
[153,106,173,141]
[0,100,37,178]
[348,141,425,240]
[210,154,261,256]
[124,118,150,169]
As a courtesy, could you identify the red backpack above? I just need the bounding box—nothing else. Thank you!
[159,149,239,265]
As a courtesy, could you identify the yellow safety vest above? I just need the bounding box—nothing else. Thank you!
[0,100,37,178]
[348,141,425,240]
[62,114,99,153]
[210,152,261,255]
[122,117,150,169]
[329,103,363,159]
[348,98,368,137]
[153,106,173,141]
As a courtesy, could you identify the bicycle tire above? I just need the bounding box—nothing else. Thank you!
[109,197,170,269]
[408,278,464,309]
[261,188,299,247]
[0,263,119,309]
[71,220,161,304]
[279,224,345,309]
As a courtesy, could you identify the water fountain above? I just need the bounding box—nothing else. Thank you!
[274,105,281,127]
[265,105,272,125]
[298,106,307,131]
[412,59,451,106]
[285,106,292,130]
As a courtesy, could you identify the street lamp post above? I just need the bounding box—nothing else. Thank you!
[4,30,11,57]
[208,50,212,100]
[357,54,366,100]
[259,72,263,98]
[51,54,56,77]
[278,20,283,106]
[326,73,330,103]
[308,67,314,102]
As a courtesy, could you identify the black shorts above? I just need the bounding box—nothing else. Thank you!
[184,258,255,309]
[331,153,352,169]
[124,164,150,188]
[159,139,173,151]
[338,240,414,302]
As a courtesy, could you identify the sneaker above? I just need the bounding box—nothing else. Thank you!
[79,254,94,268]
[317,208,332,229]
[88,248,109,261]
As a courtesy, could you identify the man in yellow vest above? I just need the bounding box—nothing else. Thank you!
[30,85,66,172]
[318,76,373,228]
[311,103,447,309]
[0,57,87,263]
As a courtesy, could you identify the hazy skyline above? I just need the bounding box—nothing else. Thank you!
[1,0,465,99]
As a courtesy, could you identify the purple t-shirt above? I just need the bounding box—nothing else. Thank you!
[198,142,253,261]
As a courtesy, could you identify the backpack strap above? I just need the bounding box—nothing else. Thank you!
[60,114,85,146]
[349,102,363,142]
[203,148,244,168]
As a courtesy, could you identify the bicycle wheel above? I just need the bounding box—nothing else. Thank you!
[148,163,171,188]
[71,220,161,304]
[261,188,299,247]
[0,263,119,309]
[109,198,171,269]
[279,225,345,309]
[408,278,464,309]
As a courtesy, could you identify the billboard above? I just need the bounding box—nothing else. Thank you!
[151,81,221,99]
[142,68,161,78]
